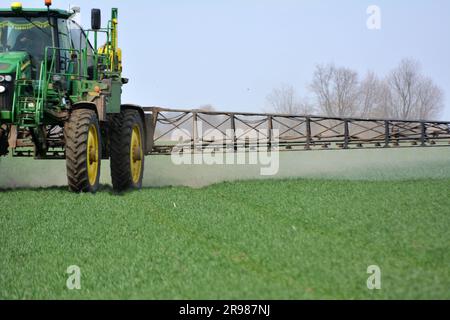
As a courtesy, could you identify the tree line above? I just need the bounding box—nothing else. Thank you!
[266,59,444,120]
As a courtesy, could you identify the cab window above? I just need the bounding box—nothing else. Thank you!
[57,18,71,72]
[68,19,94,78]
[0,16,54,78]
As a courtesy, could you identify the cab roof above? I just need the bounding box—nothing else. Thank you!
[0,8,73,19]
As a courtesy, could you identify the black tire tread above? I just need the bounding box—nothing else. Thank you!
[110,109,145,192]
[65,109,101,193]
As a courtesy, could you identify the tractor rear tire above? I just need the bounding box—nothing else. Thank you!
[110,109,145,192]
[65,109,102,193]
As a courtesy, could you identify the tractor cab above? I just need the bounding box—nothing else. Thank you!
[0,2,93,80]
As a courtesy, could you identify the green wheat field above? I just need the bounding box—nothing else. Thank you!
[0,148,449,299]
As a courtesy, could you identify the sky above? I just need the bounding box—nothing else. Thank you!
[11,0,450,120]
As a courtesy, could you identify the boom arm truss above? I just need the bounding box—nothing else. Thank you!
[142,107,450,155]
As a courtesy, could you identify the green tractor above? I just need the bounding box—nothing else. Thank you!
[0,1,147,193]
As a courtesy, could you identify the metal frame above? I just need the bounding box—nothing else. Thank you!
[142,107,450,155]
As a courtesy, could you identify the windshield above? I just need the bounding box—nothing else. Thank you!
[0,16,54,60]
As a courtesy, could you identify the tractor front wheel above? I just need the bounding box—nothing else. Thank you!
[110,109,145,192]
[65,109,102,193]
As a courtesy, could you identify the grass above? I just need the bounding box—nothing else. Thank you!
[1,178,449,299]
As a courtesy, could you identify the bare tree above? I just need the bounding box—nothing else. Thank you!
[385,59,421,119]
[366,79,392,119]
[296,98,316,115]
[310,64,359,117]
[359,71,383,118]
[385,59,444,120]
[309,64,334,116]
[266,59,444,120]
[266,84,315,115]
[334,67,360,116]
[416,76,444,120]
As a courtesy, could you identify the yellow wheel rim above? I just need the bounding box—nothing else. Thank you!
[130,125,143,184]
[87,124,99,186]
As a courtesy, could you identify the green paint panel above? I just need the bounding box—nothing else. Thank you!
[108,80,122,113]
[0,111,12,120]
[0,52,28,74]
